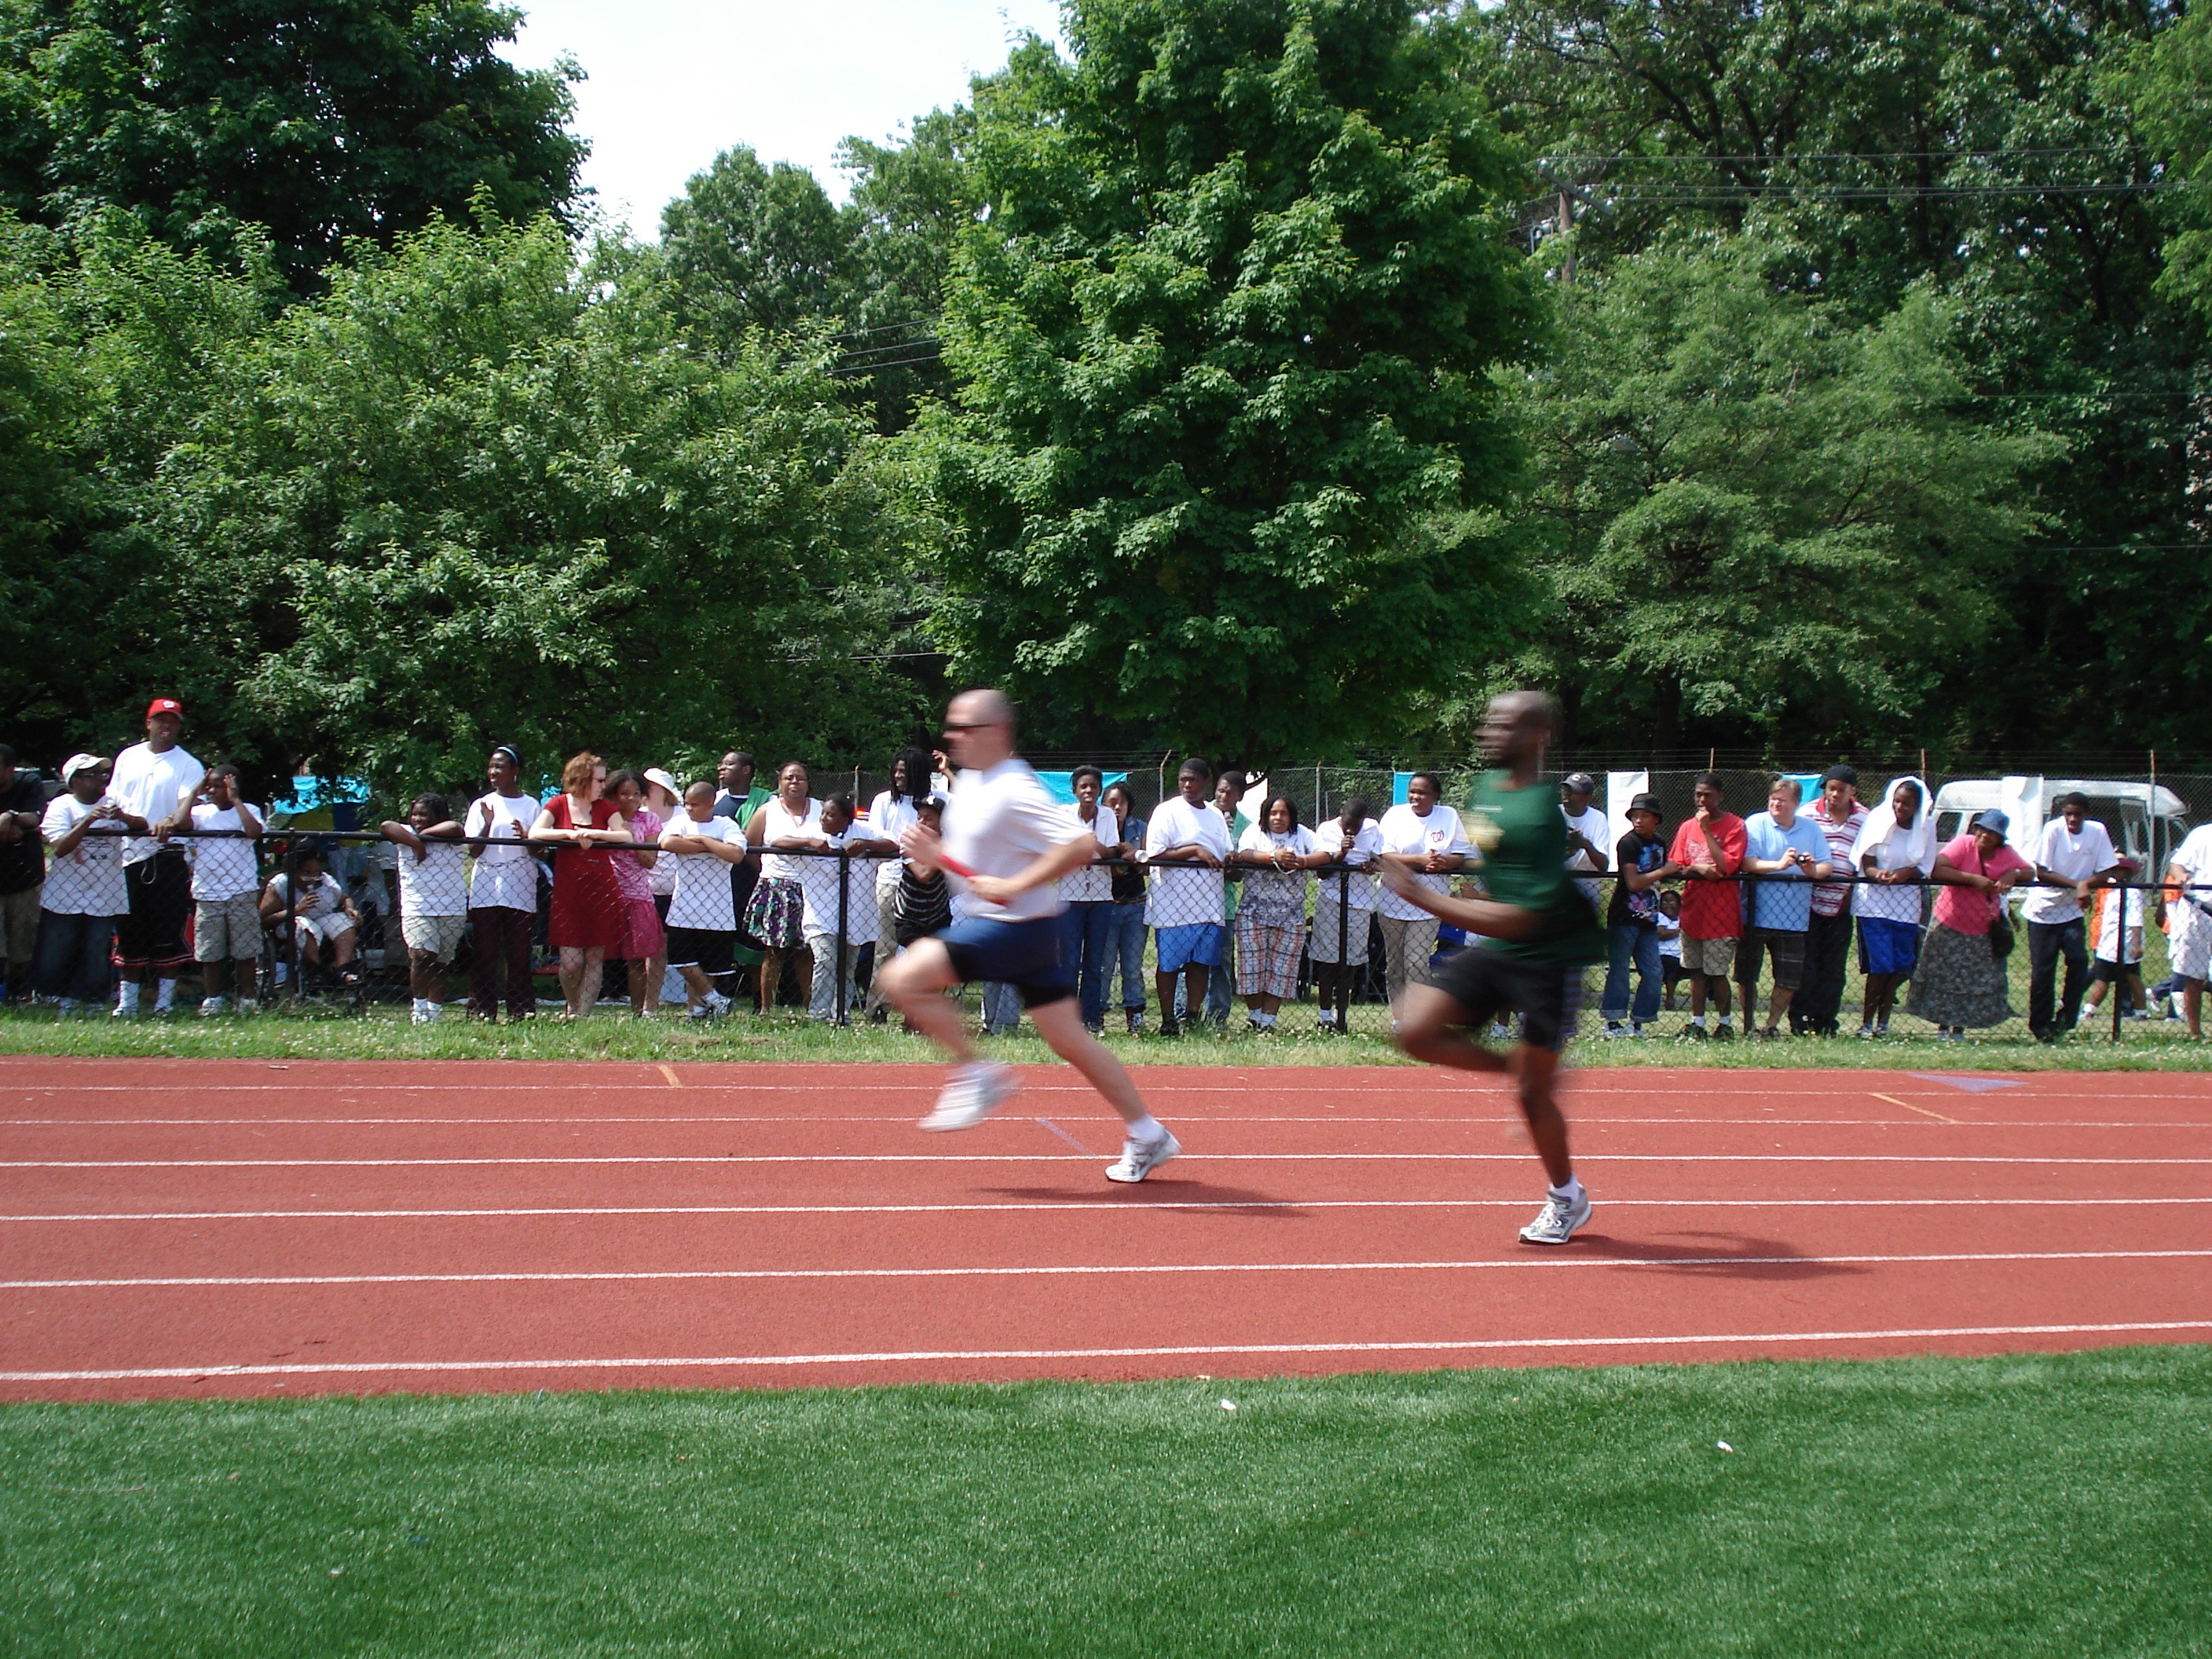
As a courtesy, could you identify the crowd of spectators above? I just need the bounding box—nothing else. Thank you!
[4,701,2210,1044]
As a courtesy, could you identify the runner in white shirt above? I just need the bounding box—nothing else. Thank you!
[881,689,1177,1181]
[2163,822,2212,1038]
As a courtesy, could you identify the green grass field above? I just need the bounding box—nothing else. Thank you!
[1,1000,2207,1071]
[4,1349,2209,1655]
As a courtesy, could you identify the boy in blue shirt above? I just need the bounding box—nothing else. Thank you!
[1736,778,1833,1038]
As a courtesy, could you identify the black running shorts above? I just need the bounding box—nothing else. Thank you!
[1430,943,1585,1053]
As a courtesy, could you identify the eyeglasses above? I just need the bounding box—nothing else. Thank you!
[942,721,1005,733]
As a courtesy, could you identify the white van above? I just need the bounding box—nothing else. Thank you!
[1932,777,2189,870]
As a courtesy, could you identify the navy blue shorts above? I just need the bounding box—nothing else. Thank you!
[936,915,1076,1009]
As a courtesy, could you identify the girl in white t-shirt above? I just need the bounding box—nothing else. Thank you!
[1310,798,1383,1030]
[1229,797,1318,1029]
[744,761,823,1013]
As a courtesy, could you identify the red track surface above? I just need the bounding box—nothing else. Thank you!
[2,1058,2210,1400]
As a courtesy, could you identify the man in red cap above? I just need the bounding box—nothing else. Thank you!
[108,698,204,1015]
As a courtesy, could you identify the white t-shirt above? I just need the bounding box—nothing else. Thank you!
[1144,797,1231,928]
[866,791,924,888]
[395,837,469,918]
[941,757,1082,924]
[798,832,881,943]
[1237,822,1315,925]
[108,742,203,866]
[1313,818,1383,912]
[1057,803,1119,904]
[661,811,745,932]
[466,791,541,912]
[187,803,262,900]
[1563,802,1610,909]
[754,797,823,884]
[1852,825,1930,925]
[40,796,128,916]
[2020,816,2118,925]
[1375,803,1474,921]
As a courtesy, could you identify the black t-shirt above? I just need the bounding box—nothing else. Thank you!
[1606,829,1668,928]
[0,775,48,895]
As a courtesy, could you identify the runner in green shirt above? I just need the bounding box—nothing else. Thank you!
[1379,690,1604,1245]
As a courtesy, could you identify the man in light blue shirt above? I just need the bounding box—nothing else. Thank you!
[1737,778,1833,1038]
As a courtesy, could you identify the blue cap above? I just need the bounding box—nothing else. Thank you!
[1972,808,2009,837]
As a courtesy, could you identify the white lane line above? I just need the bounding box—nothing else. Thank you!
[7,1320,2207,1382]
[1032,1119,1093,1153]
[5,1115,2208,1129]
[9,1152,2212,1168]
[9,1247,2207,1291]
[7,1196,2211,1223]
[16,1081,2196,1098]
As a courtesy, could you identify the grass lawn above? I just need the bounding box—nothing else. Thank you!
[2,1348,2208,1655]
[0,1000,2206,1071]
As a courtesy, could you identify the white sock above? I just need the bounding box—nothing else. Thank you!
[1550,1176,1585,1205]
[116,981,141,1012]
[1691,1013,1705,1029]
[1126,1113,1166,1144]
[154,978,176,1010]
[1716,1013,1731,1028]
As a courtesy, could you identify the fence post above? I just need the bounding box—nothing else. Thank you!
[834,846,850,1027]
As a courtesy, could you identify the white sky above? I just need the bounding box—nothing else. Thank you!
[504,2,1066,236]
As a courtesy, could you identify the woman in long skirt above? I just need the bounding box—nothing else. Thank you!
[1910,808,2033,1037]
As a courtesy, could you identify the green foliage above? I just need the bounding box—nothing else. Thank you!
[0,0,585,291]
[658,144,851,339]
[915,0,1541,764]
[2115,5,2212,323]
[1507,239,2060,747]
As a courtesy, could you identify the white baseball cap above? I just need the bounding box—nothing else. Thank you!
[62,753,108,783]
[643,767,679,796]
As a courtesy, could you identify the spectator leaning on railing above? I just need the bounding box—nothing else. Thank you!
[379,793,467,1024]
[1101,781,1150,1035]
[2160,819,2212,1040]
[1910,808,2031,1038]
[1201,770,1251,1027]
[1850,775,1936,1038]
[1309,796,1382,1034]
[660,779,748,1020]
[1560,771,1609,914]
[464,745,540,1024]
[1058,764,1120,1035]
[1230,795,1317,1032]
[531,752,633,1022]
[1375,771,1472,1009]
[798,792,894,1021]
[1736,778,1833,1040]
[1145,757,1230,1038]
[2021,790,2123,1042]
[0,743,44,1005]
[1599,791,1673,1039]
[864,748,932,1023]
[604,770,666,1018]
[1667,771,1747,1041]
[745,761,822,1016]
[108,698,203,1016]
[186,764,264,1016]
[1793,765,1866,1037]
[33,754,126,1014]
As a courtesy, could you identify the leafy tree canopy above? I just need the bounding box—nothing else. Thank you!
[0,0,585,291]
[915,0,1541,764]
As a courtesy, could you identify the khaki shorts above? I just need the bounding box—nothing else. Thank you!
[401,911,468,962]
[1679,933,1738,977]
[194,892,263,961]
[0,884,40,964]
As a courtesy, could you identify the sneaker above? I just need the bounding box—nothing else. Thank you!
[1712,1024,1734,1042]
[1856,1024,1875,1039]
[1125,1010,1145,1035]
[1675,1024,1708,1042]
[1602,1021,1627,1040]
[199,996,226,1018]
[1518,1188,1593,1246]
[703,990,734,1017]
[1105,1129,1181,1184]
[1157,1014,1181,1038]
[687,1004,713,1023]
[919,1062,1022,1131]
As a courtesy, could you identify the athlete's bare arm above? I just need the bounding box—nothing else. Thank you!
[1377,860,1544,942]
[899,823,1097,906]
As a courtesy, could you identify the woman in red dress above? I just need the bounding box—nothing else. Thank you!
[529,752,633,1018]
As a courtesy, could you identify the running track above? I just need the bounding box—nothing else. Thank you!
[2,1058,2209,1400]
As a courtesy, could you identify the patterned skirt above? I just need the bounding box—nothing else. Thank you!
[743,877,808,950]
[1235,914,1305,999]
[1906,922,2014,1029]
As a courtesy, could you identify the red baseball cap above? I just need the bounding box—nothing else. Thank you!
[145,697,184,719]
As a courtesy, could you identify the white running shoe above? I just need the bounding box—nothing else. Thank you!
[199,996,226,1018]
[919,1063,1022,1131]
[704,990,734,1017]
[1105,1129,1181,1184]
[1518,1188,1592,1246]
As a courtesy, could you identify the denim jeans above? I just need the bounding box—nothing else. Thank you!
[2027,917,2088,1037]
[33,910,115,1004]
[1060,900,1115,1031]
[1108,900,1148,1013]
[1601,922,1662,1025]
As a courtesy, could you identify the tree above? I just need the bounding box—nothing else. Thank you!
[2116,2,2212,323]
[1507,237,2060,750]
[658,144,853,342]
[0,0,584,291]
[914,0,1540,764]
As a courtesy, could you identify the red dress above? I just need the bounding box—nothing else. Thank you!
[546,796,627,952]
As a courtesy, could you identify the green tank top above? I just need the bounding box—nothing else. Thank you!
[1464,771,1605,965]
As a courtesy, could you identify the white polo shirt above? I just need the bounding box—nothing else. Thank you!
[941,757,1077,924]
[1375,803,1473,921]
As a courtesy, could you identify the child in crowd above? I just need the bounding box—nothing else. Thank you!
[2079,857,2147,1025]
[797,793,895,1021]
[35,754,129,1014]
[1657,888,1688,1011]
[186,764,263,1016]
[259,847,360,987]
[380,793,467,1024]
[659,779,749,1020]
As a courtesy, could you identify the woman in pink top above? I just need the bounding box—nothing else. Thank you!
[605,770,665,1016]
[1909,808,2032,1037]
